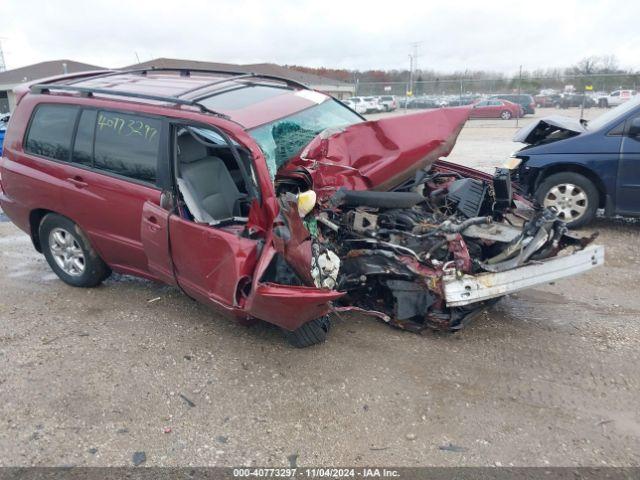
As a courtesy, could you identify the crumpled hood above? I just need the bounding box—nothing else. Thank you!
[280,107,471,198]
[513,115,586,145]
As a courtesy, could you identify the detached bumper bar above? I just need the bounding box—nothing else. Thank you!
[443,245,604,307]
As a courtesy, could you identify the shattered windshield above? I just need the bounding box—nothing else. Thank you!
[249,99,363,179]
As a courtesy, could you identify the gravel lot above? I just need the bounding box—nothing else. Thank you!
[1,107,639,467]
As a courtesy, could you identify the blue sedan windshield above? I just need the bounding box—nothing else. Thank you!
[588,96,640,131]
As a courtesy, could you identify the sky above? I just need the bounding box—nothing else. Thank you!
[1,0,638,74]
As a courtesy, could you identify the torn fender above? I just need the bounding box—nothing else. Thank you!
[281,107,471,198]
[245,239,344,331]
[248,282,344,331]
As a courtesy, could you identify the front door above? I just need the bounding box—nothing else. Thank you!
[617,114,640,214]
[168,215,259,310]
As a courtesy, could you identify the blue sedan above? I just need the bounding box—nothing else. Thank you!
[511,97,640,227]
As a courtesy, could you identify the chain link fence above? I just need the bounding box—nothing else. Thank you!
[352,73,640,98]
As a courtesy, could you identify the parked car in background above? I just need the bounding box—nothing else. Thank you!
[597,90,637,108]
[446,95,480,107]
[348,96,376,114]
[553,93,597,109]
[0,113,9,157]
[490,94,536,115]
[363,96,384,112]
[343,98,367,114]
[470,99,523,120]
[410,96,440,109]
[377,95,397,111]
[510,96,640,227]
[534,94,561,108]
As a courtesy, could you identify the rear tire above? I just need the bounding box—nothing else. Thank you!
[39,213,111,287]
[535,172,599,228]
[500,110,512,120]
[283,315,331,348]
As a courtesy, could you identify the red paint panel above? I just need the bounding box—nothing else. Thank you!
[140,201,176,285]
[168,215,259,309]
[283,107,470,198]
[248,283,344,331]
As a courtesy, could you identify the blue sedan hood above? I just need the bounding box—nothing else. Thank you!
[513,115,586,145]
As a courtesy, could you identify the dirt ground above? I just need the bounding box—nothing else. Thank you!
[1,107,639,467]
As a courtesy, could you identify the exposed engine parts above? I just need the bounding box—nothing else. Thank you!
[273,164,594,333]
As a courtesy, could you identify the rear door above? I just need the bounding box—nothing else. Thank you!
[617,113,640,214]
[61,108,165,278]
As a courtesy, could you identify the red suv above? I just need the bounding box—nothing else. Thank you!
[0,69,603,347]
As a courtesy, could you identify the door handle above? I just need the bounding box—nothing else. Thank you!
[146,215,161,231]
[66,176,88,189]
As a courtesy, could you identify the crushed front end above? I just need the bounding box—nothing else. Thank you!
[276,162,602,332]
[267,108,603,333]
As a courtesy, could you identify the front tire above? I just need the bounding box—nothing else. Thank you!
[535,172,599,228]
[283,315,331,348]
[39,214,111,287]
[500,110,512,120]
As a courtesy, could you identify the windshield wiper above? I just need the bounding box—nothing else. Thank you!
[208,217,248,227]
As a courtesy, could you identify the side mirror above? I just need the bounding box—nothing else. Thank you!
[628,118,640,137]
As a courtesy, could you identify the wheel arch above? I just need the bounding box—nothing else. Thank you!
[29,208,55,252]
[535,164,607,208]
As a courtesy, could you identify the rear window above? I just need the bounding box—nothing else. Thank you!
[72,109,97,167]
[93,111,161,183]
[25,104,79,161]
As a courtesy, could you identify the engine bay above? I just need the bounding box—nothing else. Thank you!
[272,162,594,332]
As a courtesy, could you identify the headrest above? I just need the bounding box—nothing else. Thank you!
[178,134,209,163]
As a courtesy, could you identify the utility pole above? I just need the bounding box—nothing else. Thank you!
[0,40,6,72]
[408,41,422,96]
[406,41,422,113]
[516,65,522,128]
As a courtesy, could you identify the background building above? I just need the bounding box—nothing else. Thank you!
[0,57,355,112]
[125,58,355,99]
[0,60,103,112]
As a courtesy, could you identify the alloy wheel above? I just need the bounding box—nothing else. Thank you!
[543,183,588,222]
[48,227,86,276]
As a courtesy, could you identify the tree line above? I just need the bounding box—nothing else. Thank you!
[288,56,639,94]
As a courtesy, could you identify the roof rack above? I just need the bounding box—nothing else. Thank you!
[125,67,311,92]
[29,67,313,119]
[29,83,231,120]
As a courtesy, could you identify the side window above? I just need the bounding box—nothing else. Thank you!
[25,104,79,161]
[611,91,620,97]
[72,109,97,167]
[93,111,161,184]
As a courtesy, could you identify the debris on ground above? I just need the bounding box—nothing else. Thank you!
[132,451,146,466]
[179,393,196,408]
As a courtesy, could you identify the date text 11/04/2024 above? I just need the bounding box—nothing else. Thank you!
[232,468,400,478]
